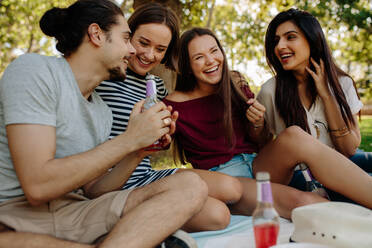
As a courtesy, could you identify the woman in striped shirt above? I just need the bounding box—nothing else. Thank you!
[92,3,245,232]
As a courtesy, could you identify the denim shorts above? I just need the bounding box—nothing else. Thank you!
[209,153,256,178]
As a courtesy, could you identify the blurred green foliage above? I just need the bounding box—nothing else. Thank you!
[359,115,372,152]
[1,0,371,100]
[0,0,75,73]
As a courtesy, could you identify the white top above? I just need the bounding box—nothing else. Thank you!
[257,76,363,148]
[0,54,112,202]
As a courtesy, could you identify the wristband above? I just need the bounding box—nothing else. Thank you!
[329,126,350,138]
[253,122,264,129]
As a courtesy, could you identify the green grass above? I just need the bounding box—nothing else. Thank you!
[151,115,372,169]
[150,149,191,170]
[359,115,372,152]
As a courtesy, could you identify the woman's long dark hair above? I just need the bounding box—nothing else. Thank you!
[174,27,248,164]
[128,2,180,70]
[265,8,357,132]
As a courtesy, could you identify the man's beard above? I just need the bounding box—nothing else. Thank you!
[108,66,126,81]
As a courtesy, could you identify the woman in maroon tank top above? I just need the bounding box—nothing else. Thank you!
[164,28,372,216]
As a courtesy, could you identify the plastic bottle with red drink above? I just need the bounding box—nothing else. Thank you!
[252,172,280,248]
[142,74,163,151]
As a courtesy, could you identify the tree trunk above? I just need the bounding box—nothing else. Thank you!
[347,60,351,74]
[27,33,34,53]
[206,0,216,28]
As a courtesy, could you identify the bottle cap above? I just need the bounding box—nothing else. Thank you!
[146,74,156,81]
[256,172,270,181]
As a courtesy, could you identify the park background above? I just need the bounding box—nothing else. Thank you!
[0,0,371,168]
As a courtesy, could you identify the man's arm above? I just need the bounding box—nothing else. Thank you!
[83,107,178,198]
[7,101,171,206]
[83,151,144,198]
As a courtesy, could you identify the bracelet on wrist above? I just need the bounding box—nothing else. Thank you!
[253,122,264,129]
[329,126,350,138]
[329,126,348,132]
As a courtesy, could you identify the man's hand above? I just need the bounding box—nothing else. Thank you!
[159,106,179,148]
[126,100,173,150]
[137,105,179,157]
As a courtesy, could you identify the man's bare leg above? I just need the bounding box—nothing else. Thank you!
[0,228,92,248]
[0,171,208,248]
[100,171,208,248]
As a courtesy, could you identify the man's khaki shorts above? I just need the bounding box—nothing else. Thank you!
[0,190,133,244]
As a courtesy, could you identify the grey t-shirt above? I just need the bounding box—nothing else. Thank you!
[0,53,112,202]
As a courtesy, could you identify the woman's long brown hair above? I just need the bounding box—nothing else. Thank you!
[173,27,248,164]
[265,9,358,132]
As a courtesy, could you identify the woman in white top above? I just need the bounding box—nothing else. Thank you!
[257,9,371,201]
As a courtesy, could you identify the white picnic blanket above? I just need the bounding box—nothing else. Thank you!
[191,215,294,248]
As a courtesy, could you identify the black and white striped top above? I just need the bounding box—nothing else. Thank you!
[96,68,177,189]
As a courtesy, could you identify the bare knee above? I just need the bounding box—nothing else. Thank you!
[124,171,208,217]
[276,126,318,157]
[277,126,307,144]
[205,202,231,230]
[175,171,209,213]
[219,175,243,204]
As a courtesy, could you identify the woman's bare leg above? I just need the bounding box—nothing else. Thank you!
[228,177,327,219]
[181,197,231,232]
[183,168,325,220]
[179,169,243,203]
[175,169,243,231]
[253,126,372,209]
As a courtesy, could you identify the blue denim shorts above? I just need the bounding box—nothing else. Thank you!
[209,153,256,178]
